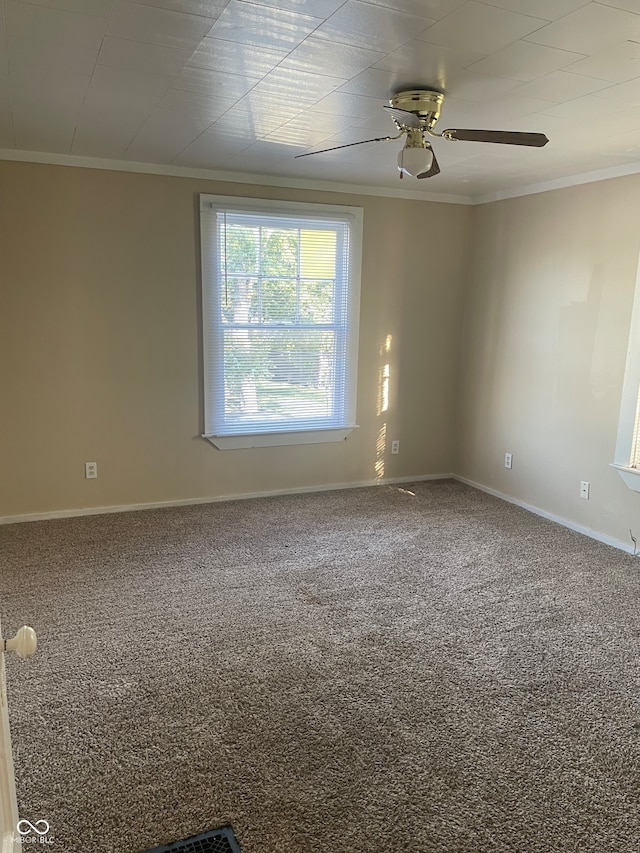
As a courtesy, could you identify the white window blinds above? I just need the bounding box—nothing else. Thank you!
[200,196,361,442]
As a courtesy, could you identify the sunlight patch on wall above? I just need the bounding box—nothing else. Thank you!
[375,422,387,481]
[375,334,393,480]
[377,335,393,417]
[379,363,390,415]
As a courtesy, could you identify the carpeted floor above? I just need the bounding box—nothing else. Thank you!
[1,479,640,853]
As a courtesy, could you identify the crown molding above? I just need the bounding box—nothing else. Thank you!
[0,148,472,205]
[4,147,640,207]
[471,159,640,205]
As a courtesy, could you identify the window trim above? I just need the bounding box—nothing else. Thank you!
[199,194,363,449]
[202,426,358,451]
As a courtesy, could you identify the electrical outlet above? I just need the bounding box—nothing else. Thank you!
[391,440,400,455]
[85,462,98,480]
[580,480,590,500]
[504,452,513,469]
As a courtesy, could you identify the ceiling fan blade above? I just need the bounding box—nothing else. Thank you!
[382,105,422,129]
[417,148,440,179]
[294,134,400,158]
[442,129,549,147]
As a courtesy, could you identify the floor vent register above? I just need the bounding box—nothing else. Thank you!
[141,825,242,853]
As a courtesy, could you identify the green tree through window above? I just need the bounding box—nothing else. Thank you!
[220,220,337,421]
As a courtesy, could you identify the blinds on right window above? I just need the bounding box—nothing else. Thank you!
[612,254,640,491]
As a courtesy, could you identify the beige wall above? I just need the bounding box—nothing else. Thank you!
[0,161,472,517]
[4,159,640,546]
[457,176,640,548]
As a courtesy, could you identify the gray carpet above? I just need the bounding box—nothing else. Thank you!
[1,480,640,853]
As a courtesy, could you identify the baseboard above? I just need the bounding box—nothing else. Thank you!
[454,475,634,555]
[0,473,454,525]
[3,475,634,555]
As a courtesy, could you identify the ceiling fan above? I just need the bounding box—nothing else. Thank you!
[295,88,549,179]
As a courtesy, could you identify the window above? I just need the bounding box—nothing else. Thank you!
[613,255,640,490]
[200,195,362,449]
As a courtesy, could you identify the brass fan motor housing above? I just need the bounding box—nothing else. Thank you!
[390,89,444,129]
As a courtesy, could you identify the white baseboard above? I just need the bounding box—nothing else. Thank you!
[2,474,634,556]
[454,475,634,555]
[0,473,453,525]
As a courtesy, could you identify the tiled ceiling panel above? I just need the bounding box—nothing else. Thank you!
[106,1,216,50]
[567,40,640,82]
[524,3,640,53]
[482,0,589,20]
[207,1,322,49]
[2,0,640,200]
[466,41,586,82]
[311,1,434,52]
[189,36,287,76]
[418,3,547,54]
[97,36,194,75]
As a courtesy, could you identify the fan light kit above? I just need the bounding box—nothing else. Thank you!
[296,88,549,180]
[397,134,433,177]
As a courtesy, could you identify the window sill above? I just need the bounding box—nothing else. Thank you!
[203,425,358,450]
[611,463,640,492]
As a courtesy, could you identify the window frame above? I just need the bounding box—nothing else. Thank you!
[199,194,363,450]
